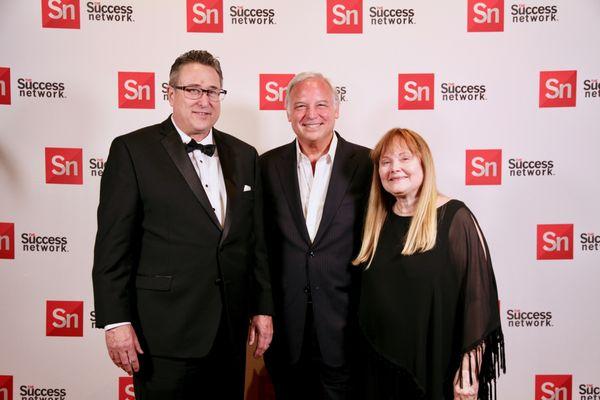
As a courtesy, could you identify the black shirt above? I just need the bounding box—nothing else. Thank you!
[359,200,505,400]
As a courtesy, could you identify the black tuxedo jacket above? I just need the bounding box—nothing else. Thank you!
[260,133,372,366]
[92,117,273,358]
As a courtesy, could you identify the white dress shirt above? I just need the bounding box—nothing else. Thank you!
[104,118,228,331]
[173,119,227,226]
[296,134,338,242]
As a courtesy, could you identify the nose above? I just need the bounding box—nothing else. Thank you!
[391,159,402,171]
[305,105,318,119]
[195,91,211,106]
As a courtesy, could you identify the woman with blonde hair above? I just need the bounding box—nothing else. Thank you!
[353,128,505,400]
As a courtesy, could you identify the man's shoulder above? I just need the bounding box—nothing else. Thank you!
[114,120,165,146]
[259,142,294,166]
[214,128,257,155]
[345,141,371,156]
[338,136,371,161]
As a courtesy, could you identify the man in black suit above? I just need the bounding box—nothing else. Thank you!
[92,50,273,400]
[260,72,372,400]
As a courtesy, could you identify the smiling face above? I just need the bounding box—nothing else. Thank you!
[286,77,339,147]
[168,62,221,139]
[378,138,424,200]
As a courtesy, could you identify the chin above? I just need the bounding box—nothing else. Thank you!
[304,132,328,142]
[386,187,408,196]
[192,123,211,132]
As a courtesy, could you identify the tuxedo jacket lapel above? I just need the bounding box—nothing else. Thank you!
[276,142,311,245]
[312,134,359,246]
[213,129,238,245]
[160,118,222,230]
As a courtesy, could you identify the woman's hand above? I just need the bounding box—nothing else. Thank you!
[453,367,479,400]
[453,343,484,400]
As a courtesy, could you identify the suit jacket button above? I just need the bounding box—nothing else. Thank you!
[309,251,315,257]
[215,278,222,285]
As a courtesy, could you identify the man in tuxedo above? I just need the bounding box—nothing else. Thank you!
[92,50,273,400]
[260,72,372,400]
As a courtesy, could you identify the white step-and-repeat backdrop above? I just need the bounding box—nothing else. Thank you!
[1,1,599,399]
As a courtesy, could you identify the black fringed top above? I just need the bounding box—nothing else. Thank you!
[359,199,506,399]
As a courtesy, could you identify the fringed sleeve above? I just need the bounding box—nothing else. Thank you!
[448,206,506,400]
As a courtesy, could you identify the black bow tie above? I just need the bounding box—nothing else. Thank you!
[185,140,216,156]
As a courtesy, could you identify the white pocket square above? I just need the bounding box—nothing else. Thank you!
[243,185,252,192]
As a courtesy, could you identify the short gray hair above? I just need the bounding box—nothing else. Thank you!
[285,72,339,112]
[169,50,223,87]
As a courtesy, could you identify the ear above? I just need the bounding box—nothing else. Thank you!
[334,101,340,119]
[167,85,175,107]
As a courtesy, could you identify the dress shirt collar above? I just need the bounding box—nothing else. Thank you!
[295,132,338,165]
[171,115,215,146]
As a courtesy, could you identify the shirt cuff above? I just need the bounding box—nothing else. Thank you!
[104,321,131,331]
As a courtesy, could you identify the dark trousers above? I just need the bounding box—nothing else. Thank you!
[133,315,245,400]
[267,304,351,400]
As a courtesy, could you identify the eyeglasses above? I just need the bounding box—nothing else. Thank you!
[172,85,227,102]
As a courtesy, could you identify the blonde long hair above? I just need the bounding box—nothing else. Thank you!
[352,128,438,268]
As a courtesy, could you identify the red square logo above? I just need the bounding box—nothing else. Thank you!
[41,0,80,29]
[327,0,362,34]
[0,375,13,400]
[0,67,11,105]
[537,224,574,260]
[187,0,223,32]
[535,375,572,400]
[118,72,155,109]
[539,70,577,108]
[46,300,84,337]
[465,149,502,185]
[0,223,15,260]
[259,74,295,110]
[467,0,504,32]
[398,74,434,110]
[119,377,135,400]
[45,147,83,185]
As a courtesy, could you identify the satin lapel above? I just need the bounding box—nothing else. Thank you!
[160,120,222,230]
[276,141,311,245]
[312,135,359,246]
[214,129,238,245]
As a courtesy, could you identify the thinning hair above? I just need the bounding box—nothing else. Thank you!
[285,72,339,112]
[353,128,438,268]
[169,50,223,86]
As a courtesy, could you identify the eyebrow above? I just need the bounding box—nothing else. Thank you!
[292,99,331,106]
[182,84,220,90]
[382,150,412,157]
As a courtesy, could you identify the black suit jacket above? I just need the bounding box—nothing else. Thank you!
[92,117,273,358]
[260,133,372,366]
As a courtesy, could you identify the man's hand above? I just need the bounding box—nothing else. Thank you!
[247,315,273,358]
[105,324,144,375]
